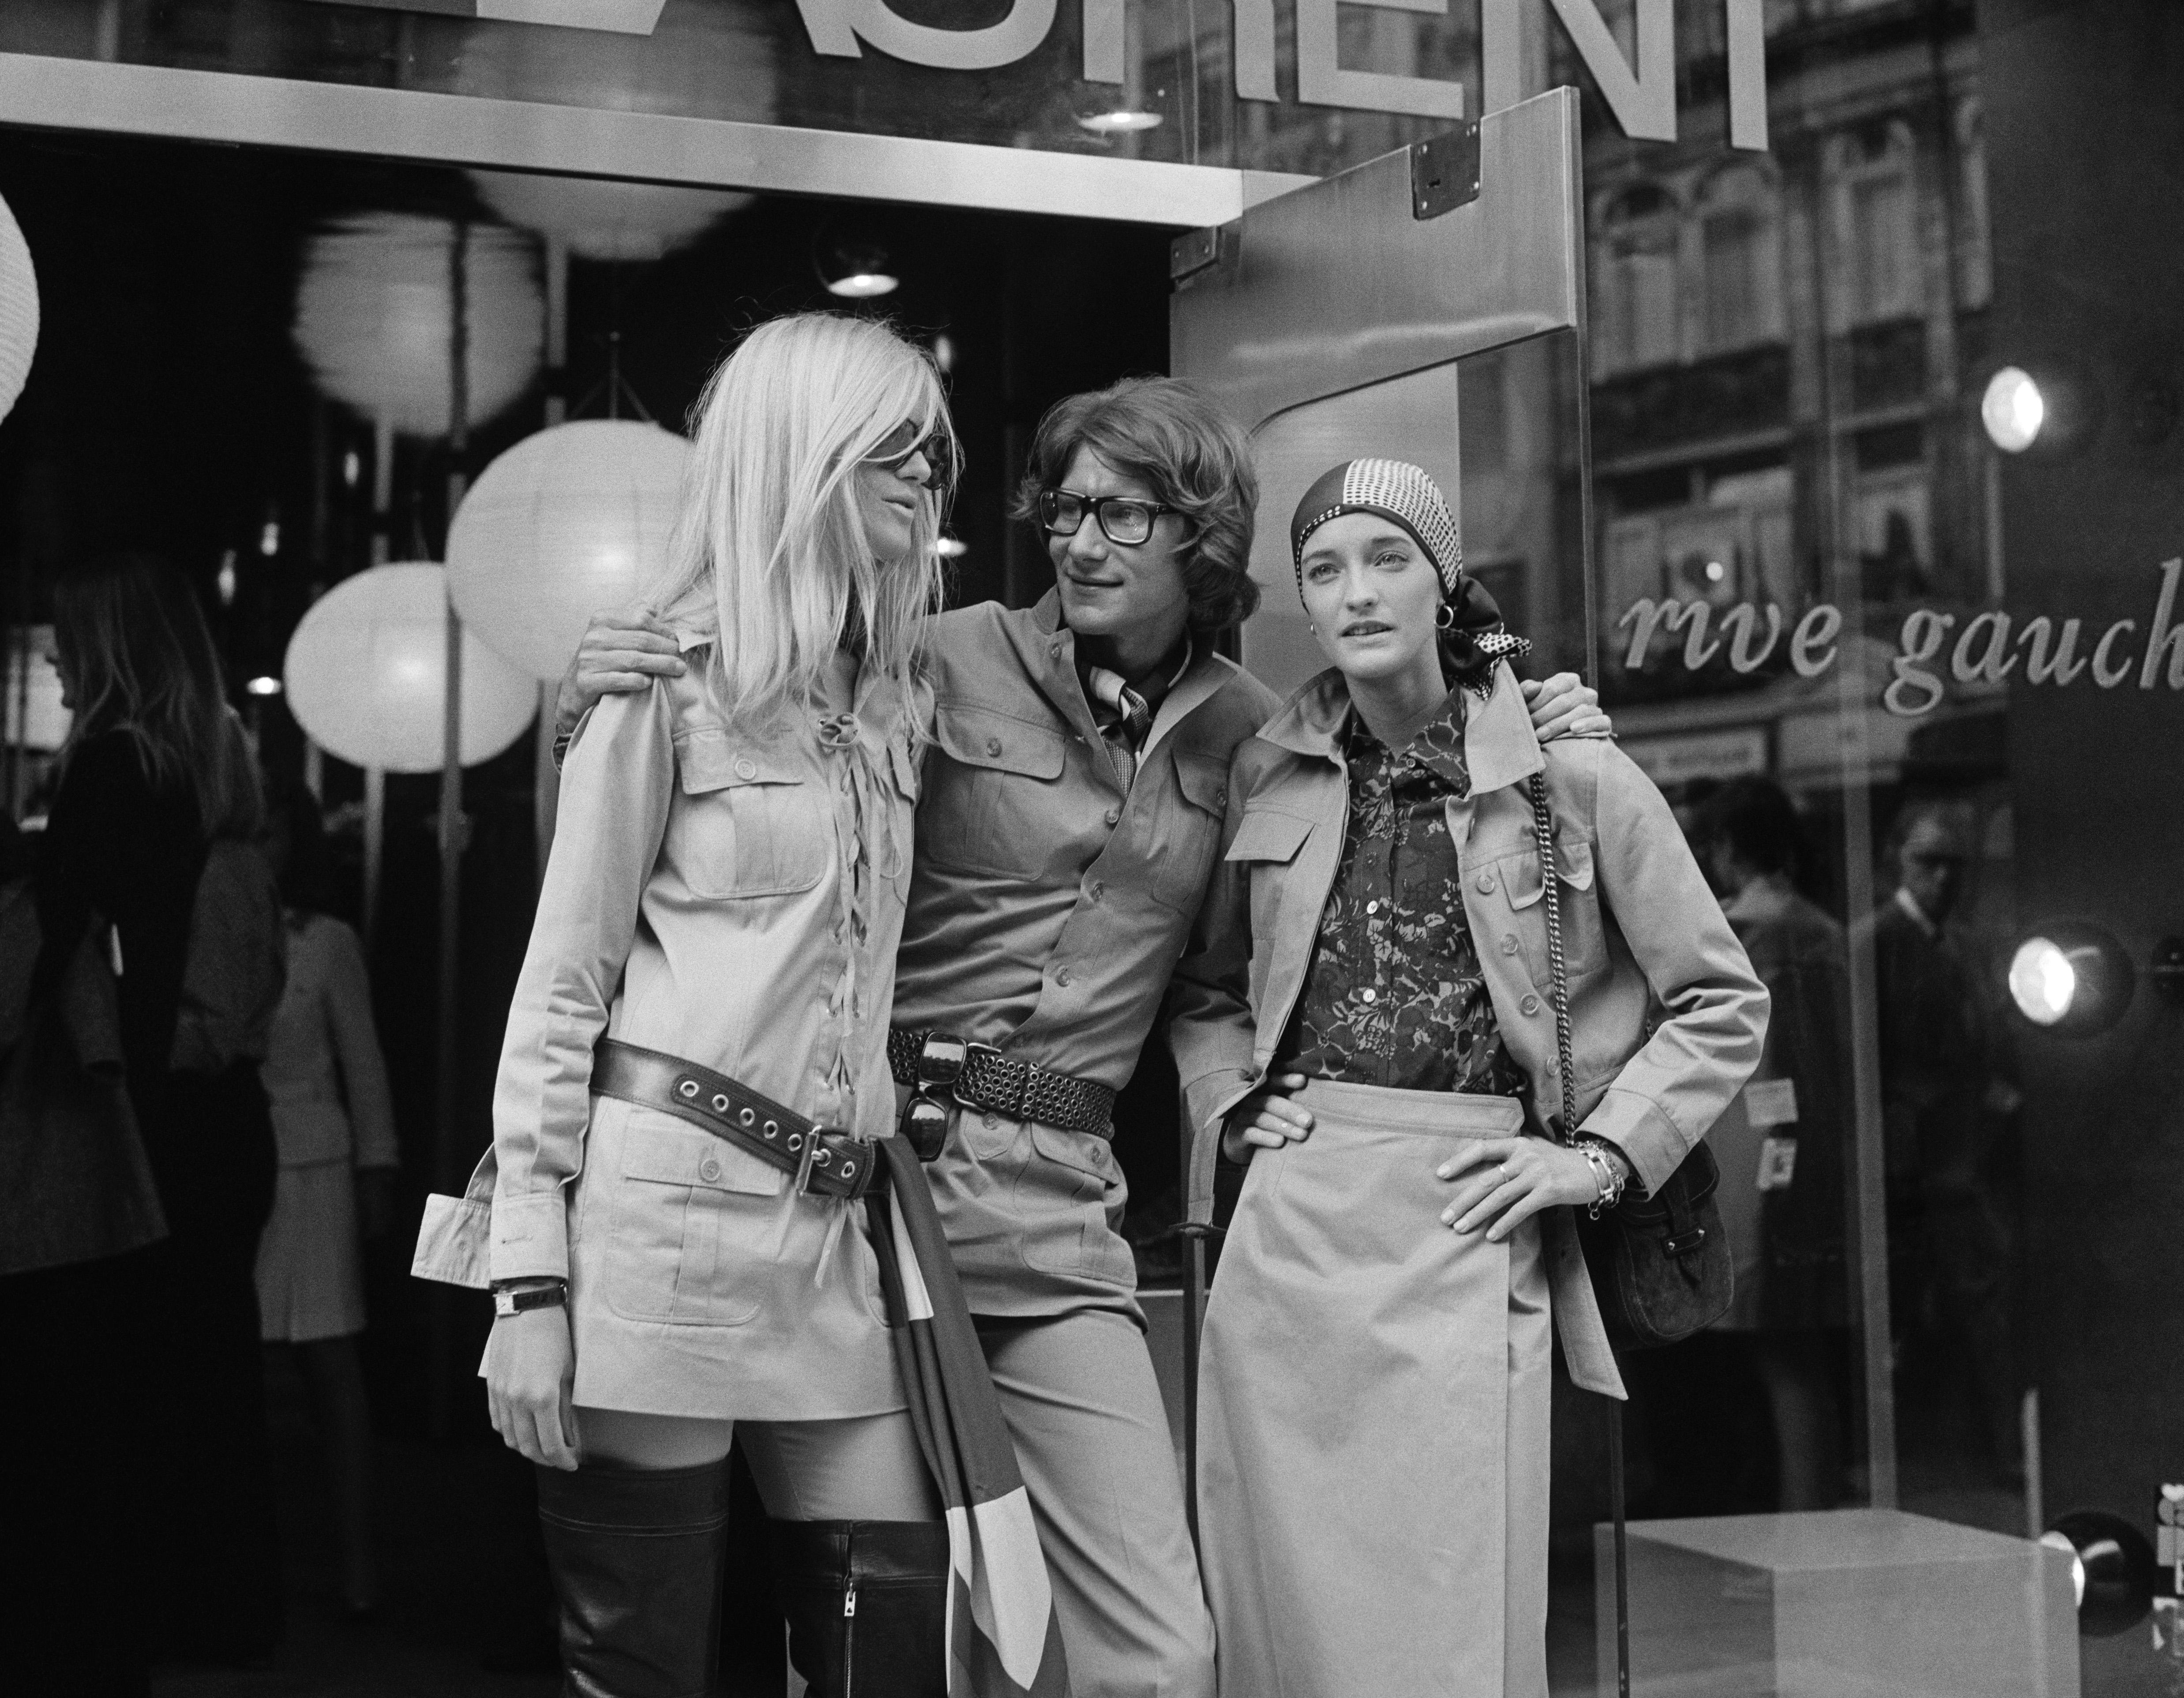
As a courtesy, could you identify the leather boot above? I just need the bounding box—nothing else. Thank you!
[769,1518,949,1698]
[536,1459,730,1698]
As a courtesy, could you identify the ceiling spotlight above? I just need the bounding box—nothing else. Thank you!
[2008,921,2135,1036]
[1982,366,2045,453]
[814,223,899,300]
[1077,109,1164,135]
[245,675,284,697]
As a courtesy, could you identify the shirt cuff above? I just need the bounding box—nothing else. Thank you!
[489,1190,570,1282]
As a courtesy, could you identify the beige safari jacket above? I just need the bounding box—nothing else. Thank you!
[1169,663,1770,1331]
[415,643,923,1416]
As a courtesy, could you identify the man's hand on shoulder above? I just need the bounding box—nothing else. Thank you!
[1521,672,1613,742]
[555,605,685,744]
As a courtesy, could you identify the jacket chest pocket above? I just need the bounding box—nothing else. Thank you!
[1145,750,1231,914]
[920,702,1069,879]
[1226,808,1315,984]
[1494,835,1608,982]
[671,733,829,900]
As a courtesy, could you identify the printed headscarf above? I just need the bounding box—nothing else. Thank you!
[1289,457,1531,691]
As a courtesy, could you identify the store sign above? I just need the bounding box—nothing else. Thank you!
[313,0,1769,147]
[1616,560,2184,718]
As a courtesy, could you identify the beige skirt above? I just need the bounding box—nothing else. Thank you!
[257,1160,367,1343]
[1199,1080,1587,1698]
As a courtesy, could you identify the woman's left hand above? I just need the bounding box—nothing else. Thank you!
[1521,673,1613,740]
[1437,1136,1601,1240]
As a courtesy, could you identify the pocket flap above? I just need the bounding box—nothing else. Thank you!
[1226,808,1313,864]
[1501,836,1598,909]
[1173,750,1230,817]
[933,702,1066,780]
[676,729,804,796]
[620,1116,784,1196]
[1030,1121,1118,1180]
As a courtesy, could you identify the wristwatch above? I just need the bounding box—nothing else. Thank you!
[492,1279,568,1319]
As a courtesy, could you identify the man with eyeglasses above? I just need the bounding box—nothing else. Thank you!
[555,376,1607,1697]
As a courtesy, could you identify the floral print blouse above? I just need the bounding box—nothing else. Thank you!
[1273,690,1524,1097]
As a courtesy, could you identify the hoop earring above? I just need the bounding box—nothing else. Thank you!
[1435,602,1457,630]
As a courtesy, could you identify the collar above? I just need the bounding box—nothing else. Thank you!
[1342,686,1470,793]
[1892,885,1940,939]
[1007,591,1241,760]
[1259,660,1543,794]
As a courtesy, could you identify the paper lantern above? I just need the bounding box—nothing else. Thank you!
[284,564,537,773]
[293,213,542,437]
[447,421,690,681]
[0,188,37,425]
[469,170,749,263]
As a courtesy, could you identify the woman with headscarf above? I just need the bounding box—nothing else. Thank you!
[1169,460,1768,1697]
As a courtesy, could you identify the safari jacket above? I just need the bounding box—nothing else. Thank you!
[1170,662,1769,1226]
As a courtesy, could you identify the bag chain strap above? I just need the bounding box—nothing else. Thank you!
[1527,772,1580,1148]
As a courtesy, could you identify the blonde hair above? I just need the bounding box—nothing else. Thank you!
[651,313,953,736]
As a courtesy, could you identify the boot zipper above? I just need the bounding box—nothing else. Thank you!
[843,1585,856,1696]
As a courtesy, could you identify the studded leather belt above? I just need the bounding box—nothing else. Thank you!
[593,1039,878,1201]
[886,1029,1116,1138]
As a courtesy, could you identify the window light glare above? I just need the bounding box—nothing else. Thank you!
[2009,936,2076,1026]
[1077,109,1164,135]
[1983,365,2046,453]
[826,271,899,300]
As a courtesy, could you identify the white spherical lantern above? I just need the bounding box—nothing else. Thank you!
[447,421,690,681]
[469,170,748,263]
[293,212,542,437]
[284,564,537,772]
[0,189,38,425]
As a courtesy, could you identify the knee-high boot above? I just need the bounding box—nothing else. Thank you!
[536,1459,730,1698]
[769,1519,949,1698]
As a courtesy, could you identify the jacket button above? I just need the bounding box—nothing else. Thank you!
[1501,934,1520,956]
[1215,790,1227,810]
[699,1157,723,1183]
[1476,872,1497,894]
[1359,987,1378,1004]
[733,756,758,781]
[1087,880,1105,902]
[1104,808,1121,826]
[1520,993,1542,1016]
[1055,965,1073,986]
[1050,642,1063,659]
[986,736,1003,757]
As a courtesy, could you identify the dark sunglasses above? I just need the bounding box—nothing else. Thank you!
[1036,487,1182,547]
[865,418,957,488]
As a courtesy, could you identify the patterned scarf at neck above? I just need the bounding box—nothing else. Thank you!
[1082,635,1190,753]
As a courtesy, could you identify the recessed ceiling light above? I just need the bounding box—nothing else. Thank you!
[826,271,899,300]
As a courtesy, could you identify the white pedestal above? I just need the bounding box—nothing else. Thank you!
[1596,1509,2079,1698]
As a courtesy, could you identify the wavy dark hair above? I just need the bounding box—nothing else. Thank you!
[1012,377,1261,635]
[52,552,261,841]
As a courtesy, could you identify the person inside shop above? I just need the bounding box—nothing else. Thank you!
[415,312,1062,1698]
[255,778,402,1618]
[1688,775,1854,1510]
[1168,460,1768,1698]
[37,552,289,1667]
[1865,796,2024,1483]
[556,375,1611,1698]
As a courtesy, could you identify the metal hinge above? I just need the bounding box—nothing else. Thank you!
[1170,224,1223,285]
[1410,121,1481,221]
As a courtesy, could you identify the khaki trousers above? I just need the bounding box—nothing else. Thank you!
[976,1310,1216,1698]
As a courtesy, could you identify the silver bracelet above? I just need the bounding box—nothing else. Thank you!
[1577,1140,1626,1219]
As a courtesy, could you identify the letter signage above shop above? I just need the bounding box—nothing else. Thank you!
[308,0,1770,148]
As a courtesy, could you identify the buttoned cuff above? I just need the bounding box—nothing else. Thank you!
[1576,1088,1688,1199]
[489,1190,571,1283]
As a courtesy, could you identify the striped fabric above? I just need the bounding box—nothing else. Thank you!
[868,1138,1070,1698]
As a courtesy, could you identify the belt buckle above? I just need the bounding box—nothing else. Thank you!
[803,1127,871,1195]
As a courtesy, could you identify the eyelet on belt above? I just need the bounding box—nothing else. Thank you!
[839,1161,857,1179]
[787,1133,804,1152]
[813,1146,833,1165]
[678,1079,700,1099]
[763,1119,778,1137]
[738,1108,755,1128]
[712,1093,730,1113]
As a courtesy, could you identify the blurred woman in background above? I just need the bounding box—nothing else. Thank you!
[41,552,288,1665]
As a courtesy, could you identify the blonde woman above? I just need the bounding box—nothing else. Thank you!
[416,314,1063,1698]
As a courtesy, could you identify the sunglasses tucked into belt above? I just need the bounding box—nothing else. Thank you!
[890,1029,1118,1157]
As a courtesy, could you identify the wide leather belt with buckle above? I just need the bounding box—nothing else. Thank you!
[886,1029,1116,1138]
[593,1039,878,1201]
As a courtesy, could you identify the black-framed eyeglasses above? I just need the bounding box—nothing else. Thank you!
[1036,487,1181,547]
[865,418,957,489]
